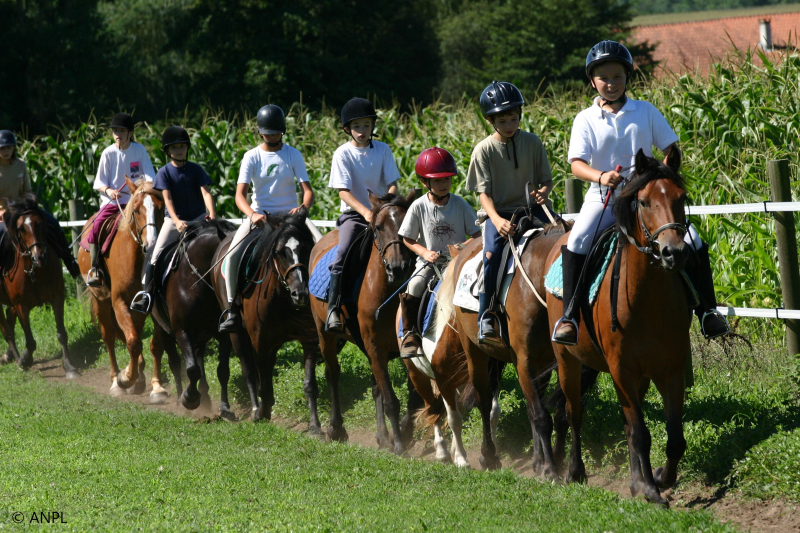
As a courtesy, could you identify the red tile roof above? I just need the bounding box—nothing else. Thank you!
[632,11,800,76]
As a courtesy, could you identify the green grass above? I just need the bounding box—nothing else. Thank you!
[0,367,735,532]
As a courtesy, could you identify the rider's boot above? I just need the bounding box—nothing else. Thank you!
[86,243,104,287]
[686,243,729,339]
[218,300,241,333]
[399,293,423,358]
[130,263,155,314]
[552,246,587,345]
[325,273,345,334]
[477,292,501,345]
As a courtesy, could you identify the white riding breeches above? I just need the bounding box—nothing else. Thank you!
[222,221,264,303]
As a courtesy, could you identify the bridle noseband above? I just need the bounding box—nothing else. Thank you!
[272,256,307,291]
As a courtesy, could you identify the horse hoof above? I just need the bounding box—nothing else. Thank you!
[479,455,501,471]
[110,382,127,397]
[181,390,201,410]
[219,409,237,422]
[653,466,674,490]
[454,458,471,469]
[306,424,323,437]
[393,443,406,456]
[647,491,669,508]
[65,370,81,380]
[0,353,13,365]
[326,426,349,443]
[435,452,453,464]
[150,391,169,405]
[115,374,133,390]
[131,381,147,396]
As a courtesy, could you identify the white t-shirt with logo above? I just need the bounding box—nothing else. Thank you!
[94,143,156,206]
[568,97,679,203]
[238,144,309,214]
[328,140,401,213]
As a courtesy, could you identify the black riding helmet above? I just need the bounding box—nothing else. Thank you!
[479,81,524,117]
[256,105,286,135]
[0,130,17,148]
[585,40,633,79]
[109,113,135,131]
[161,125,191,151]
[340,97,378,148]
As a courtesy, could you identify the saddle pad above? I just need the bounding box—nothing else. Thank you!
[544,233,618,305]
[79,211,123,254]
[309,245,338,300]
[451,229,540,312]
[397,281,441,338]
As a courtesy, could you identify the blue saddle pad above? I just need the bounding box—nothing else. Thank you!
[308,245,365,303]
[544,233,618,305]
[398,281,440,338]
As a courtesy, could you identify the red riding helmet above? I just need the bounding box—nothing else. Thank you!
[415,147,458,179]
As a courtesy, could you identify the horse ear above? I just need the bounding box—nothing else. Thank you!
[406,189,416,202]
[634,148,649,176]
[296,205,308,221]
[665,144,681,172]
[125,175,137,195]
[368,189,383,209]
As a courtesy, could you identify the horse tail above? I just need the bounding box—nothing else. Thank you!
[414,388,448,433]
[434,258,459,338]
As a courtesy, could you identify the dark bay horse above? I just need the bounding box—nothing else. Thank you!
[78,177,169,399]
[0,196,77,378]
[150,218,259,417]
[435,219,572,476]
[212,208,321,425]
[546,149,692,506]
[309,191,416,454]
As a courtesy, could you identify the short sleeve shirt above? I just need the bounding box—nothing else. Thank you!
[399,193,480,267]
[238,144,309,214]
[93,143,156,207]
[466,130,553,212]
[328,141,401,213]
[568,97,679,202]
[154,162,212,219]
[0,159,33,210]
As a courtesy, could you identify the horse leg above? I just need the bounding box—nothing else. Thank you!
[519,359,559,481]
[0,306,20,364]
[318,329,347,442]
[370,373,392,450]
[401,364,431,450]
[464,342,501,470]
[148,323,172,403]
[177,331,202,410]
[196,344,213,413]
[443,391,468,467]
[162,333,183,403]
[612,371,666,506]
[300,338,322,436]
[615,379,650,498]
[653,372,687,491]
[15,307,36,369]
[216,336,237,421]
[51,295,79,379]
[113,301,144,390]
[228,332,261,420]
[252,347,277,422]
[93,298,124,396]
[556,351,587,484]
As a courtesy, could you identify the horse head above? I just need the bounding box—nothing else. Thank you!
[121,176,165,251]
[368,189,416,285]
[3,195,48,269]
[265,206,314,307]
[615,148,689,272]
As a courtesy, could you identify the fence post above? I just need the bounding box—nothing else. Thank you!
[68,199,84,299]
[565,178,583,214]
[768,159,800,356]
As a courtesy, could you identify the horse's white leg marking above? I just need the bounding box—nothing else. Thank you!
[444,397,469,468]
[433,420,451,462]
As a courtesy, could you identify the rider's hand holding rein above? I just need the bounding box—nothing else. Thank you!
[103,186,123,200]
[531,183,553,205]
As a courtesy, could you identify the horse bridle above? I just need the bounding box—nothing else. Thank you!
[271,256,307,291]
[126,190,157,252]
[14,210,47,274]
[620,197,688,258]
[371,203,405,267]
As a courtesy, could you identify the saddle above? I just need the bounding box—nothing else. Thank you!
[79,210,123,255]
[397,275,441,340]
[308,227,373,305]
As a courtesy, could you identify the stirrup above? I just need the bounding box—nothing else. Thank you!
[478,311,503,346]
[700,309,729,339]
[86,267,103,287]
[400,331,422,359]
[129,291,152,314]
[551,316,579,345]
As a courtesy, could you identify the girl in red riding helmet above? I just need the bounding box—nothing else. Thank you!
[397,147,481,357]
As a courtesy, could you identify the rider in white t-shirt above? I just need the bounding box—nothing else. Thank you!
[218,105,317,332]
[552,40,729,345]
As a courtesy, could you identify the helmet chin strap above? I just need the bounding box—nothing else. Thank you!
[262,133,283,148]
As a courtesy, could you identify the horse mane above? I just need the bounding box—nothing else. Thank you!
[612,156,686,237]
[252,211,314,265]
[182,218,237,244]
[433,257,459,338]
[119,179,163,233]
[370,192,413,219]
[5,194,40,233]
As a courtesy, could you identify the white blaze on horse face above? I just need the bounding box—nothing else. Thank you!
[144,195,157,251]
[285,237,304,282]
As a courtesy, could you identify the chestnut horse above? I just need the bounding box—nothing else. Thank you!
[0,196,77,378]
[309,191,416,454]
[78,177,169,399]
[435,219,572,476]
[150,218,259,417]
[546,149,692,506]
[212,208,322,424]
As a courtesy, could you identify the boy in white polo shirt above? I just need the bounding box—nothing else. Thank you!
[552,40,728,345]
[325,97,401,333]
[218,104,315,332]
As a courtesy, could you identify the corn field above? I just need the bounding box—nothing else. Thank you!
[15,49,800,328]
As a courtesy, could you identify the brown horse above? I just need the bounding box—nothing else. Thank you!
[212,208,322,424]
[78,177,168,399]
[149,218,258,416]
[546,149,691,506]
[309,191,416,454]
[434,218,572,476]
[0,196,77,378]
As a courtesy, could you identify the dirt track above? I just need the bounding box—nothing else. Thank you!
[28,357,800,533]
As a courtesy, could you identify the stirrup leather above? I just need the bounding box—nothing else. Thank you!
[551,316,579,345]
[700,309,729,339]
[130,291,152,313]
